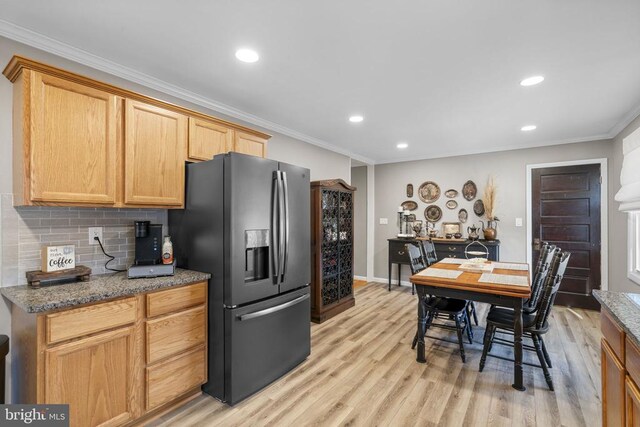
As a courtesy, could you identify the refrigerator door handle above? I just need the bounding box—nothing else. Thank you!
[281,171,290,281]
[237,294,309,321]
[271,172,280,284]
[277,171,286,283]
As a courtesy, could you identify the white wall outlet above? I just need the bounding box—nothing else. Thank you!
[379,218,389,225]
[515,217,523,227]
[88,227,103,245]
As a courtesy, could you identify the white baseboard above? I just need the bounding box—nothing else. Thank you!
[353,275,368,281]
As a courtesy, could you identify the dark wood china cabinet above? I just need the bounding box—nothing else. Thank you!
[310,179,357,323]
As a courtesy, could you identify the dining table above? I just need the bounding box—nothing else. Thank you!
[410,258,531,391]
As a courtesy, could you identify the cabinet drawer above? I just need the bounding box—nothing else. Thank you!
[146,282,206,318]
[602,309,625,361]
[628,338,640,387]
[45,297,137,345]
[146,305,205,364]
[146,346,206,410]
[389,241,415,264]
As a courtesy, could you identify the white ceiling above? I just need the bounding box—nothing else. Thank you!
[1,0,639,164]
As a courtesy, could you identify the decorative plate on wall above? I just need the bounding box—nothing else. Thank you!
[462,180,477,201]
[473,199,485,216]
[401,200,418,211]
[424,205,443,222]
[446,200,458,209]
[418,181,441,203]
[406,184,413,198]
[445,189,458,198]
[458,208,468,223]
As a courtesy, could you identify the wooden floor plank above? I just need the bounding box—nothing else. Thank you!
[156,282,601,427]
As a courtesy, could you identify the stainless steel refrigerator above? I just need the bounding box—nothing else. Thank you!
[168,152,311,405]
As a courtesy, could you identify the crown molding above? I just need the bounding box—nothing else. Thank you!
[0,19,374,165]
[608,102,640,139]
[374,134,613,165]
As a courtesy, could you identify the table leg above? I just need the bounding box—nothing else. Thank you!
[388,260,392,291]
[398,264,401,287]
[416,291,427,363]
[512,299,525,391]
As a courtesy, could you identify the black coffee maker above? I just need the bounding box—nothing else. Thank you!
[133,221,162,265]
[128,221,173,278]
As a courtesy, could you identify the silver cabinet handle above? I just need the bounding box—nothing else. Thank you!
[277,171,286,283]
[238,294,309,321]
[282,171,290,281]
[271,172,280,284]
[398,251,405,256]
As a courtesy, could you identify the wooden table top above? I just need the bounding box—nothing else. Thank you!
[410,261,531,298]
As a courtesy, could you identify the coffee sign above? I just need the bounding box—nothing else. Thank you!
[41,245,76,272]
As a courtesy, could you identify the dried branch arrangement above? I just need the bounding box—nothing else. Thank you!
[483,175,498,221]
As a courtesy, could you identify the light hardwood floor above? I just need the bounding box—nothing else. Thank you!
[153,282,602,427]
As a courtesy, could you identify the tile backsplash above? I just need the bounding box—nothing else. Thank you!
[1,194,167,286]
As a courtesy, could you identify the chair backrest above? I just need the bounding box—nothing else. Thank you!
[420,239,438,265]
[526,245,558,309]
[407,243,427,275]
[533,242,551,278]
[534,250,571,329]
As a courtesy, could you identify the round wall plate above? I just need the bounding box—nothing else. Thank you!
[424,205,442,222]
[418,181,441,203]
[473,199,485,216]
[446,200,458,209]
[462,180,477,201]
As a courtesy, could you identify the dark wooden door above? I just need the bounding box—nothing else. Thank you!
[532,164,601,310]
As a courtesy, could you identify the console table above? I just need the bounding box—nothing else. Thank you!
[387,238,500,291]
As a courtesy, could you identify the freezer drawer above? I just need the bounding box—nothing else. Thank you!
[224,287,310,404]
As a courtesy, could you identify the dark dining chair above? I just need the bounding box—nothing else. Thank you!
[478,250,571,390]
[407,244,473,363]
[410,239,438,295]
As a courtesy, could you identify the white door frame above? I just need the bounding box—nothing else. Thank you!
[525,158,608,290]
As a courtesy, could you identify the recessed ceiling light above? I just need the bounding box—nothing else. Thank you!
[520,75,544,86]
[349,115,364,123]
[235,48,259,63]
[521,125,537,131]
[397,143,409,149]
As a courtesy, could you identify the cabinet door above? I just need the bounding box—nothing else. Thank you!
[30,72,117,204]
[124,100,186,206]
[45,326,137,427]
[603,338,626,427]
[627,377,640,427]
[234,131,267,158]
[187,117,233,161]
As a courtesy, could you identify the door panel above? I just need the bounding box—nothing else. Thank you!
[225,287,310,405]
[31,72,117,204]
[124,100,186,206]
[278,162,311,294]
[225,153,280,306]
[532,164,601,309]
[234,131,267,158]
[188,117,233,161]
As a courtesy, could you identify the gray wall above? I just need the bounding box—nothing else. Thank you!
[0,36,351,402]
[374,139,618,286]
[351,167,367,277]
[609,114,640,292]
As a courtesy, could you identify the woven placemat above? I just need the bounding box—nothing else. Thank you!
[491,262,528,271]
[438,258,464,264]
[478,273,529,286]
[417,268,464,279]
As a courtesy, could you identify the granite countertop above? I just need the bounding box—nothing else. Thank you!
[1,268,211,314]
[594,289,640,348]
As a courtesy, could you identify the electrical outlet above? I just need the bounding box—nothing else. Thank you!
[88,227,103,245]
[379,218,388,225]
[515,218,523,227]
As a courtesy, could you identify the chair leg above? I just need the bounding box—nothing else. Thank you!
[488,326,497,352]
[532,334,554,391]
[454,315,466,363]
[540,336,552,368]
[465,311,473,344]
[469,301,479,325]
[412,283,415,295]
[479,324,494,372]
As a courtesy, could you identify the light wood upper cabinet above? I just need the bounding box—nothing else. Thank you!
[234,131,267,158]
[45,326,137,427]
[124,100,187,207]
[18,71,118,205]
[188,117,234,161]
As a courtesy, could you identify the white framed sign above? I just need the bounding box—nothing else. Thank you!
[41,245,76,272]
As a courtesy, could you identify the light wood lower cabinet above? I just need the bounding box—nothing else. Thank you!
[627,377,640,427]
[45,326,137,427]
[10,281,208,427]
[603,338,626,427]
